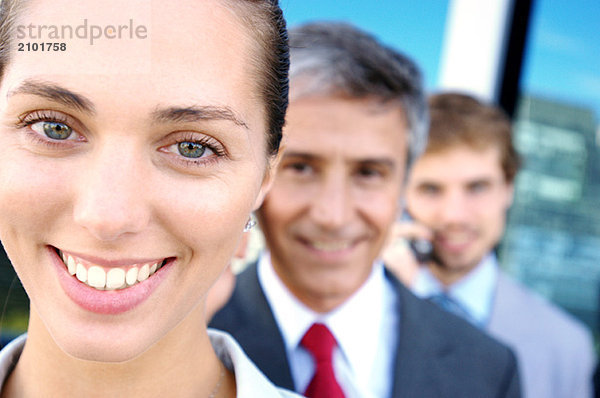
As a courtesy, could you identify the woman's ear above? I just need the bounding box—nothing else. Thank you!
[253,139,285,211]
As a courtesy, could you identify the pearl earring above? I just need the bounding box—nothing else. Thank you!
[243,214,257,232]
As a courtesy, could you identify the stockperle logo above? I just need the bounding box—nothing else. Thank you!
[16,19,148,45]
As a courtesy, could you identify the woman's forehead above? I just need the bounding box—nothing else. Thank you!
[4,0,263,125]
[12,0,253,73]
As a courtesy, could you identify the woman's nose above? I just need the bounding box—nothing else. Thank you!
[73,145,151,242]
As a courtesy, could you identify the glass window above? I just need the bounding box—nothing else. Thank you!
[500,0,600,332]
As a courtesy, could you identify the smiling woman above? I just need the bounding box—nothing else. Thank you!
[0,0,299,397]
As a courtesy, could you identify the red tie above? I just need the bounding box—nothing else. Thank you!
[301,323,346,398]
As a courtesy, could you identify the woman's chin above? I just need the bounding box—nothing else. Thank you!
[40,319,162,363]
[56,335,155,363]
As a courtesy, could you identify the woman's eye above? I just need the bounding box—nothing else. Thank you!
[178,141,205,158]
[170,141,215,159]
[31,121,74,140]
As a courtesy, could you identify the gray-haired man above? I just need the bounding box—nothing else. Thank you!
[211,22,521,398]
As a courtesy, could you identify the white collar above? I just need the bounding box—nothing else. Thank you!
[413,253,498,326]
[258,252,388,388]
[209,329,302,397]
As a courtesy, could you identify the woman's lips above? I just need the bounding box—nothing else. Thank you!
[49,246,174,315]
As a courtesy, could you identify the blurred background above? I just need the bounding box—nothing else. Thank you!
[1,0,599,342]
[284,0,600,337]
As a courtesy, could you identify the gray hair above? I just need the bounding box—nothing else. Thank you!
[288,22,428,169]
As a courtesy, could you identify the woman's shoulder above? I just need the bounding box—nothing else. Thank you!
[0,334,26,390]
[0,332,302,397]
[208,328,304,398]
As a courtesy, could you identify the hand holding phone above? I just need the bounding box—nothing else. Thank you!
[408,238,433,263]
[382,216,434,285]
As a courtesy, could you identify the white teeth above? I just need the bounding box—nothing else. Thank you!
[76,263,87,283]
[87,266,106,289]
[67,256,77,275]
[137,264,150,282]
[126,267,138,286]
[106,268,126,290]
[60,251,165,291]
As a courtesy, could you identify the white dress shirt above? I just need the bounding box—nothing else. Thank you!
[258,253,399,398]
[412,253,498,327]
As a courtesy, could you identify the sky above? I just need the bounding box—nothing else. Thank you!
[521,0,600,121]
[280,0,600,122]
[280,0,449,91]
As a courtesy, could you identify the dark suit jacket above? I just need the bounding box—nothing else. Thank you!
[210,263,521,397]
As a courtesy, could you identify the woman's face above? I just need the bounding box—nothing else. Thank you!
[0,0,273,361]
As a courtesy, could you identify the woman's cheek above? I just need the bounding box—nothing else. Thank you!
[164,169,260,254]
[0,155,69,237]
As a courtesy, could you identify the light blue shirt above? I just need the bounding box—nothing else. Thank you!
[413,253,498,327]
[414,254,597,398]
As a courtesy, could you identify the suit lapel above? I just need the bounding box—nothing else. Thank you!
[386,270,450,397]
[213,263,296,390]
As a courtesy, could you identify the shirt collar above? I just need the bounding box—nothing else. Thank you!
[209,329,303,397]
[258,252,387,381]
[413,253,498,326]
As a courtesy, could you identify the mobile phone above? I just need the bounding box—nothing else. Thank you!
[400,210,434,264]
[408,238,433,263]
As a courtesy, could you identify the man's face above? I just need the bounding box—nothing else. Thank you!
[258,95,407,312]
[406,146,514,282]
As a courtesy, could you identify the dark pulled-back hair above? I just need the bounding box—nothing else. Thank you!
[288,22,428,169]
[0,0,20,80]
[427,92,522,182]
[0,0,289,156]
[227,0,288,155]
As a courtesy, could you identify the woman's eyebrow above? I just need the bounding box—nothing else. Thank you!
[7,79,95,114]
[152,105,249,129]
[7,81,249,129]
